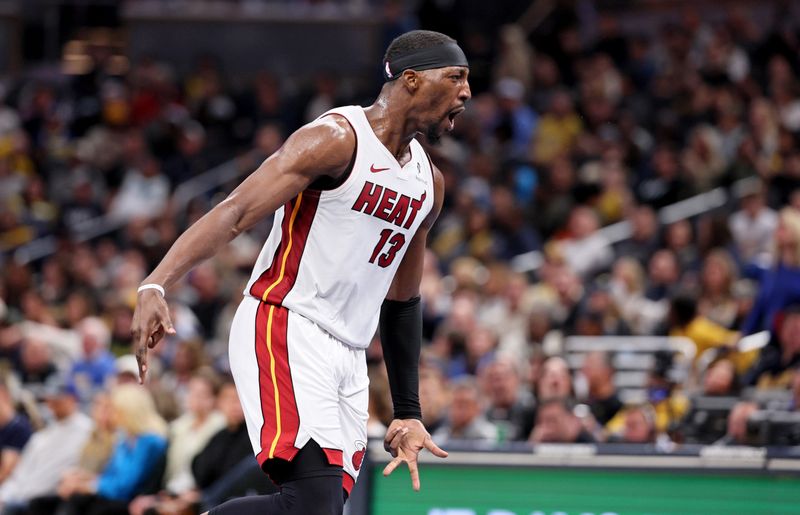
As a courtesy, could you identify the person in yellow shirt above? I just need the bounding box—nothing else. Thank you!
[529,90,583,166]
[668,294,757,374]
[605,351,688,436]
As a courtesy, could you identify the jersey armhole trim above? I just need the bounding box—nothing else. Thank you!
[310,112,361,199]
[423,150,437,225]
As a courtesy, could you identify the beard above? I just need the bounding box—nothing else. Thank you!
[425,124,442,145]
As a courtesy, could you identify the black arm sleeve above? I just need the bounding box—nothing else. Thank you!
[379,296,423,420]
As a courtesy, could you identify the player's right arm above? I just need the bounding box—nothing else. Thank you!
[132,116,355,382]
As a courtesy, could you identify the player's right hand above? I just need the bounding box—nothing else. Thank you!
[131,288,175,384]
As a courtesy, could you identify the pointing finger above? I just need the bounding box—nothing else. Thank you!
[136,344,148,384]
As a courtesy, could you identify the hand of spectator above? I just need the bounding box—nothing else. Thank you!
[58,469,96,498]
[132,288,176,383]
[382,418,448,491]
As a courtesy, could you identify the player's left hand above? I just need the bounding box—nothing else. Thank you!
[382,418,448,491]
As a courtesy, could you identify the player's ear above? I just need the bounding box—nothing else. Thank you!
[400,69,419,93]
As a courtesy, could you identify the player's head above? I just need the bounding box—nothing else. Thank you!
[382,30,471,143]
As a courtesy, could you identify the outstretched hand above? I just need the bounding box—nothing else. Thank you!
[131,289,175,384]
[382,418,448,491]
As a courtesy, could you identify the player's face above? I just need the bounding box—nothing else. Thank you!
[421,66,471,143]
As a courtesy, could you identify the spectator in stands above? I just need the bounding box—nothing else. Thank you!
[558,206,613,279]
[449,326,497,378]
[0,381,32,484]
[728,183,777,264]
[530,89,582,166]
[645,249,681,302]
[609,257,668,335]
[419,366,448,436]
[191,377,254,492]
[481,356,535,442]
[158,340,208,411]
[529,398,596,444]
[132,376,254,515]
[703,359,739,396]
[664,219,700,273]
[77,393,116,476]
[714,401,759,446]
[698,249,740,329]
[743,305,800,388]
[579,350,623,425]
[607,352,689,436]
[608,404,657,444]
[108,156,170,222]
[0,378,92,513]
[536,356,573,403]
[613,204,660,265]
[636,146,689,209]
[18,338,57,390]
[186,264,226,340]
[741,208,800,336]
[366,364,392,439]
[28,384,167,515]
[60,179,104,237]
[668,294,739,365]
[491,78,537,159]
[432,377,497,443]
[162,370,225,494]
[68,317,116,404]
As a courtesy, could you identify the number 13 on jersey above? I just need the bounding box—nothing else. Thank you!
[369,229,406,268]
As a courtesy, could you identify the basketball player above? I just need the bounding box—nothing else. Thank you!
[132,30,470,514]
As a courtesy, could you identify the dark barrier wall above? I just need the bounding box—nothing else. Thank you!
[124,5,382,79]
[0,2,19,73]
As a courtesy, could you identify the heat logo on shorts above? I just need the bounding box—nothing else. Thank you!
[352,440,367,471]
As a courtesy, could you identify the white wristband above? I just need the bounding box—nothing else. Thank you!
[137,283,165,296]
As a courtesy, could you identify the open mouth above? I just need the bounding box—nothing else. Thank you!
[446,106,466,130]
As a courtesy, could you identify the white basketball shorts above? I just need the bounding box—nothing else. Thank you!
[228,295,369,494]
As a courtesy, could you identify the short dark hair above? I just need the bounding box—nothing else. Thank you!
[670,293,697,327]
[384,30,456,63]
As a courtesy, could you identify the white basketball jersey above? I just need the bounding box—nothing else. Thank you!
[244,106,435,349]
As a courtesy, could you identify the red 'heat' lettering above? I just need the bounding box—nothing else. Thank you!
[388,194,410,226]
[403,191,426,229]
[374,189,397,221]
[351,182,383,214]
[352,181,425,228]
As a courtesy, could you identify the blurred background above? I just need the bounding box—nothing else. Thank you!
[1,1,800,514]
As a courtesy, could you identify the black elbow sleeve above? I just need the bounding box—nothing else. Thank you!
[379,296,423,420]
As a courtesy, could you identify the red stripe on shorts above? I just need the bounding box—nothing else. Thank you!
[255,304,300,465]
[322,448,344,467]
[342,471,356,495]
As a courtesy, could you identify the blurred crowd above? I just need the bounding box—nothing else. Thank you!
[3,2,800,514]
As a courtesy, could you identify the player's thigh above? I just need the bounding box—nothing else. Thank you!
[337,346,369,495]
[229,298,341,465]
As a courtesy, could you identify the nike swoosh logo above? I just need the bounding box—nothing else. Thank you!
[370,164,390,173]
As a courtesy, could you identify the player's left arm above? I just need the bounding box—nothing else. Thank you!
[380,163,447,491]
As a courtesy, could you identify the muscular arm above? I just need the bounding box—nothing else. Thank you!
[379,164,443,414]
[380,164,447,490]
[142,116,355,289]
[132,116,354,380]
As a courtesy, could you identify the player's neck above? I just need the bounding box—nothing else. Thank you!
[364,98,417,161]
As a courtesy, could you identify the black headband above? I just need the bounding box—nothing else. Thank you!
[383,42,469,82]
